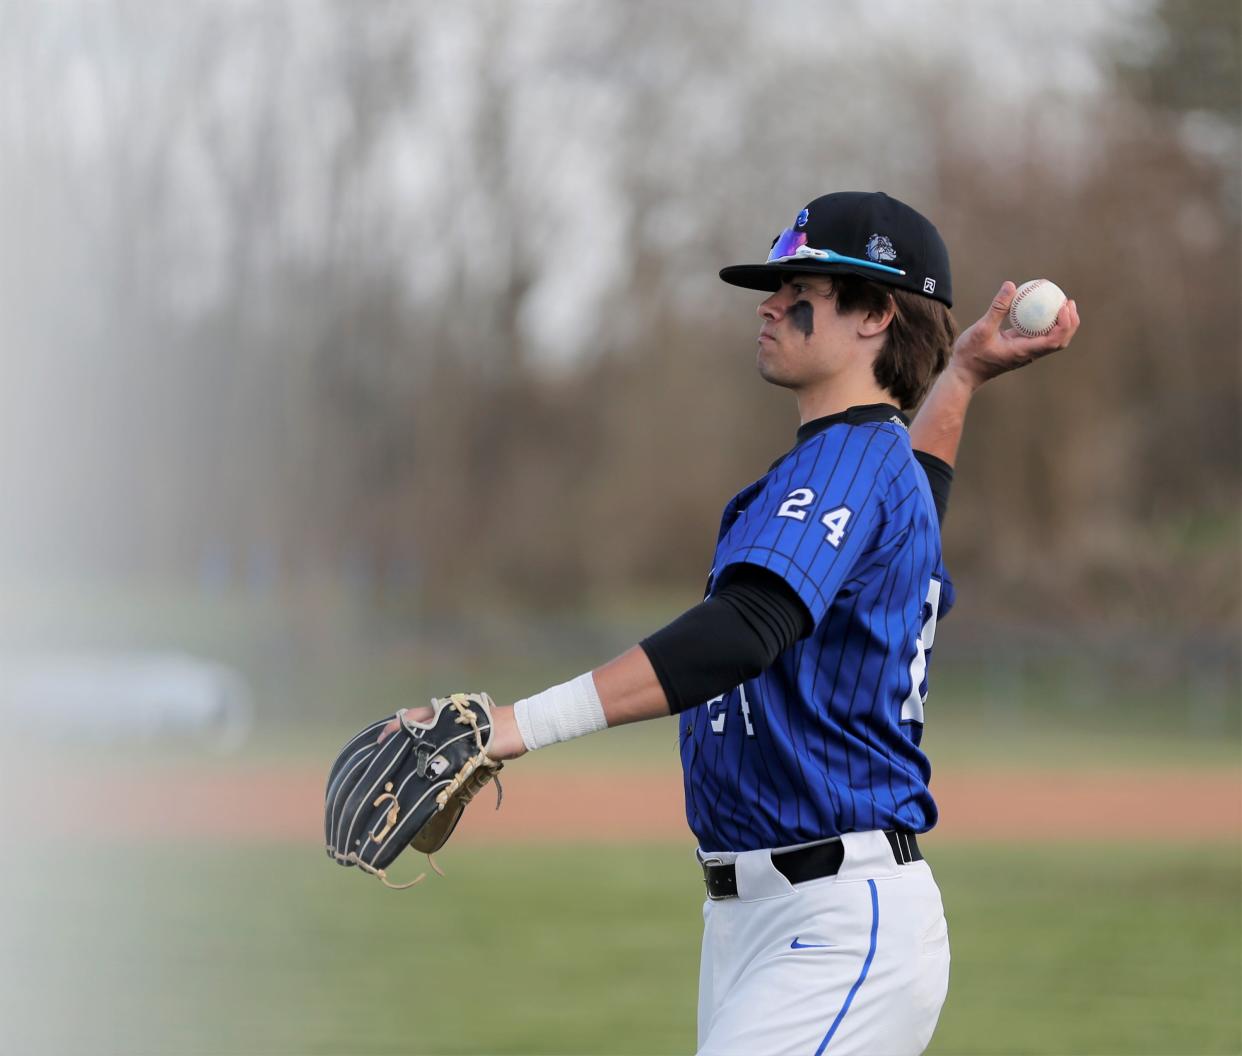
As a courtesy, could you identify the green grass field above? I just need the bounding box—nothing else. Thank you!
[3,840,1238,1056]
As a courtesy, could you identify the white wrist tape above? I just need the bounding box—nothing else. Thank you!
[512,672,607,751]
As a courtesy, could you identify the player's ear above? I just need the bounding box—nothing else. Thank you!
[857,293,896,338]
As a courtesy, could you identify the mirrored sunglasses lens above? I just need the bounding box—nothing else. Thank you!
[767,228,807,262]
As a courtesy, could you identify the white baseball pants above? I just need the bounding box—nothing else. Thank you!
[696,830,950,1056]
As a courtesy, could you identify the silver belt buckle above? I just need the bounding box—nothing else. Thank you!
[699,855,730,901]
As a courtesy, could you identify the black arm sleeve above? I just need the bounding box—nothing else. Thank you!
[913,450,953,526]
[640,565,813,714]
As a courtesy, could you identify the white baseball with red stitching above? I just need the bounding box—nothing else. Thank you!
[1008,279,1066,337]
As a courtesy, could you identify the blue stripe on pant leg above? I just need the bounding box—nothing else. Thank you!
[813,879,879,1055]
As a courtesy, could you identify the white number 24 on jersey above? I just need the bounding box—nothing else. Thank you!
[776,488,852,548]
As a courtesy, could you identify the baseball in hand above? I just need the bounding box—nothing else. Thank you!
[1008,279,1066,337]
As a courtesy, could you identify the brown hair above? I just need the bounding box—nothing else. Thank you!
[831,274,958,410]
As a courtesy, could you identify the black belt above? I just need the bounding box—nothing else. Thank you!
[700,831,922,901]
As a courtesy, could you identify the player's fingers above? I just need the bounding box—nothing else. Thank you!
[999,328,1055,361]
[1043,299,1078,351]
[376,704,435,744]
[981,281,1017,334]
[1048,301,1071,341]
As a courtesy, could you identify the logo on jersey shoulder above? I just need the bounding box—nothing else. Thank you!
[790,936,834,949]
[865,233,897,263]
[889,415,907,429]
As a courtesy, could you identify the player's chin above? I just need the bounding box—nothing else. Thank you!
[756,350,797,389]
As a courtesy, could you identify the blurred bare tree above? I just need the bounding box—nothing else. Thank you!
[0,0,1237,645]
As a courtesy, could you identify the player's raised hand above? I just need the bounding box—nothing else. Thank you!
[950,281,1080,388]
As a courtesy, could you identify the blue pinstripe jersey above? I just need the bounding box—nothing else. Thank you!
[679,404,954,852]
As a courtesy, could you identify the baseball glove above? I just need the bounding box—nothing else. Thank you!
[324,692,503,889]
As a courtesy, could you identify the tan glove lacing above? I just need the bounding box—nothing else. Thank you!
[434,693,504,812]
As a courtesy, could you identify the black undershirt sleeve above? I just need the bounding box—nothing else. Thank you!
[640,452,954,714]
[913,449,953,526]
[640,565,811,714]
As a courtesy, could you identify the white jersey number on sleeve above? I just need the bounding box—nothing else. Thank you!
[820,506,852,548]
[776,488,816,522]
[776,489,853,549]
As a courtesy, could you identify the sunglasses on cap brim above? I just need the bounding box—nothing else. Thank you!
[767,228,907,277]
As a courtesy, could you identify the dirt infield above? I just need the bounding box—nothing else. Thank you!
[10,761,1240,844]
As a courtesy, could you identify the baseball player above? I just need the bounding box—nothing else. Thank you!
[477,192,1076,1054]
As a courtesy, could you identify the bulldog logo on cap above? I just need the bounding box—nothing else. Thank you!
[866,234,897,264]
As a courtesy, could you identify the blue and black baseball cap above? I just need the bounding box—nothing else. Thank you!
[719,191,953,307]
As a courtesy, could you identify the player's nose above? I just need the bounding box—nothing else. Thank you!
[757,290,784,320]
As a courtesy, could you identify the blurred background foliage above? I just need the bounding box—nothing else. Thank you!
[0,0,1237,730]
